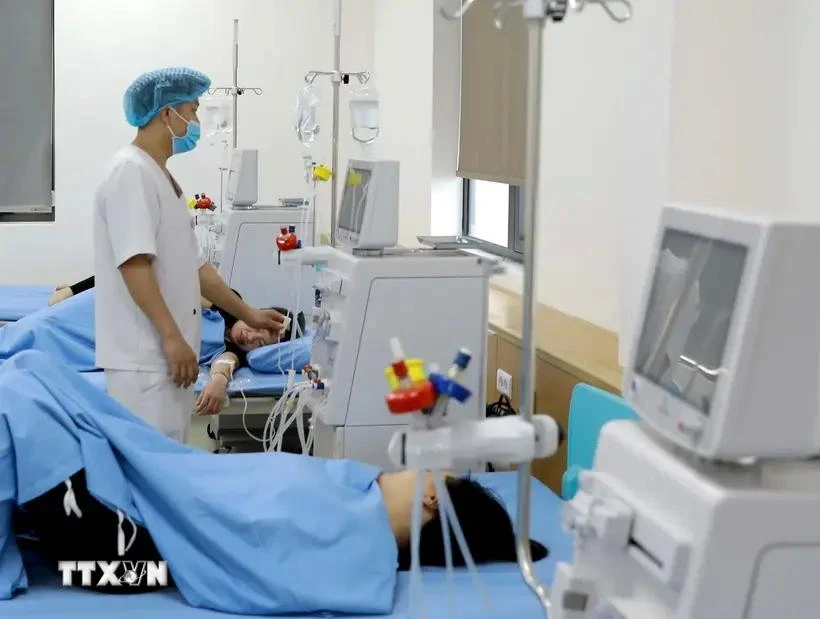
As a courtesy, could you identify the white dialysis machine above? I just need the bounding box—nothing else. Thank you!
[216,149,316,313]
[299,160,498,469]
[551,203,820,619]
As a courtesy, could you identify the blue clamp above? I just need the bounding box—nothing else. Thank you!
[428,373,472,403]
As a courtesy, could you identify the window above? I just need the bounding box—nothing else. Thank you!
[462,179,524,259]
[457,0,527,259]
[0,0,55,223]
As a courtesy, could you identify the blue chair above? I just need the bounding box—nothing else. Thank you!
[561,384,639,500]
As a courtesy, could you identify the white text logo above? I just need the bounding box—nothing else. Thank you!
[56,561,168,588]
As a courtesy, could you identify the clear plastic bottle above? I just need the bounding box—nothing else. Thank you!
[349,84,380,145]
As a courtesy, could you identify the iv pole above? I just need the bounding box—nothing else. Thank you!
[209,19,265,149]
[441,0,632,615]
[304,0,370,247]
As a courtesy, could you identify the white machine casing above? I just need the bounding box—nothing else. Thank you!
[217,205,316,314]
[624,203,820,460]
[551,420,820,619]
[336,159,399,250]
[226,149,258,207]
[303,246,495,469]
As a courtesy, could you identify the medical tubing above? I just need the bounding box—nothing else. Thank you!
[274,396,308,451]
[296,398,310,454]
[265,387,294,450]
[436,474,489,609]
[263,383,308,451]
[514,17,552,617]
[239,386,264,442]
[432,471,456,619]
[268,384,311,451]
[329,0,342,246]
[410,470,428,619]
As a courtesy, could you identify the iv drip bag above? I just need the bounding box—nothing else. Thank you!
[349,84,380,145]
[294,85,320,147]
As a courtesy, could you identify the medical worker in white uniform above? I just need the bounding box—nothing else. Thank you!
[93,67,285,442]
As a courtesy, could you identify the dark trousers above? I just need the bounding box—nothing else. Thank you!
[22,469,171,593]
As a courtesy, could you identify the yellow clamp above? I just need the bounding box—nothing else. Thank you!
[385,358,427,390]
[187,198,197,209]
[313,164,332,182]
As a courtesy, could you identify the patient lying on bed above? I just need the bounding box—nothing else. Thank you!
[3,283,305,382]
[19,466,547,594]
[196,294,307,414]
[1,350,547,614]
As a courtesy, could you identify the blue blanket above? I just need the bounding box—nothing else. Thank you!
[0,290,225,371]
[0,351,398,615]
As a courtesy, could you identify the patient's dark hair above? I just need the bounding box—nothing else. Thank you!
[397,477,548,570]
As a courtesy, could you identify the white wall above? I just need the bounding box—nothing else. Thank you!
[619,0,820,364]
[371,4,673,345]
[0,0,373,286]
[371,2,436,247]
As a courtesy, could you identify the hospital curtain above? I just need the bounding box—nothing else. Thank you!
[457,1,528,186]
[0,0,54,216]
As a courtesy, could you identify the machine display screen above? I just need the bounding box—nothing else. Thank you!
[338,167,372,233]
[634,229,747,415]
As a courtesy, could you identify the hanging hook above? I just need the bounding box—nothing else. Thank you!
[440,0,481,20]
[571,0,633,23]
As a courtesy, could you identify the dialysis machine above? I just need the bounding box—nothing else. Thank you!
[550,203,820,619]
[298,160,499,469]
[215,149,316,314]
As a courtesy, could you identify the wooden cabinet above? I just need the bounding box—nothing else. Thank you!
[484,286,622,495]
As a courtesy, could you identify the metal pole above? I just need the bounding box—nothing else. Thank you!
[232,19,239,149]
[330,0,342,247]
[515,17,551,615]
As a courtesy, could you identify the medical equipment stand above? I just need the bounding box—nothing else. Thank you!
[304,0,371,247]
[440,0,632,615]
[209,19,264,149]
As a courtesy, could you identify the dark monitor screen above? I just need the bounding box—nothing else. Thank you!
[338,168,373,233]
[635,229,747,415]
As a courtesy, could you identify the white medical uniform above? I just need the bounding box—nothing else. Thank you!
[93,144,205,442]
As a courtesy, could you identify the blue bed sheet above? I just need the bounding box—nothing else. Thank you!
[0,286,53,322]
[0,290,226,371]
[79,367,292,397]
[4,472,571,619]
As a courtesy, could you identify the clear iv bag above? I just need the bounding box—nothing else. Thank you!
[294,85,320,147]
[349,84,380,145]
[199,96,233,144]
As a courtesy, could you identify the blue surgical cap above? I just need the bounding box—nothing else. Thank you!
[123,67,212,128]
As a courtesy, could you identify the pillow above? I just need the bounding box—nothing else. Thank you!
[246,331,314,374]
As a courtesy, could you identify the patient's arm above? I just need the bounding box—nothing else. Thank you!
[196,351,238,416]
[49,276,96,306]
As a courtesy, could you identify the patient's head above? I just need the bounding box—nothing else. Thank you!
[227,307,306,352]
[378,470,548,570]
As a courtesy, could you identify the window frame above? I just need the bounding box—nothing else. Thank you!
[0,0,55,223]
[461,178,524,261]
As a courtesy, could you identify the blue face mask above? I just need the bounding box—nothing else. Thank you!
[167,107,201,155]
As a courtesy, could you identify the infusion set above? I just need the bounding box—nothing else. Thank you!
[550,203,820,619]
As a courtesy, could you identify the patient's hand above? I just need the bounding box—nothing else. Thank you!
[196,374,228,415]
[48,287,74,306]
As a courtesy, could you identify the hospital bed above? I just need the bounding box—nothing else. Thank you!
[79,368,301,453]
[0,285,52,322]
[6,471,571,619]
